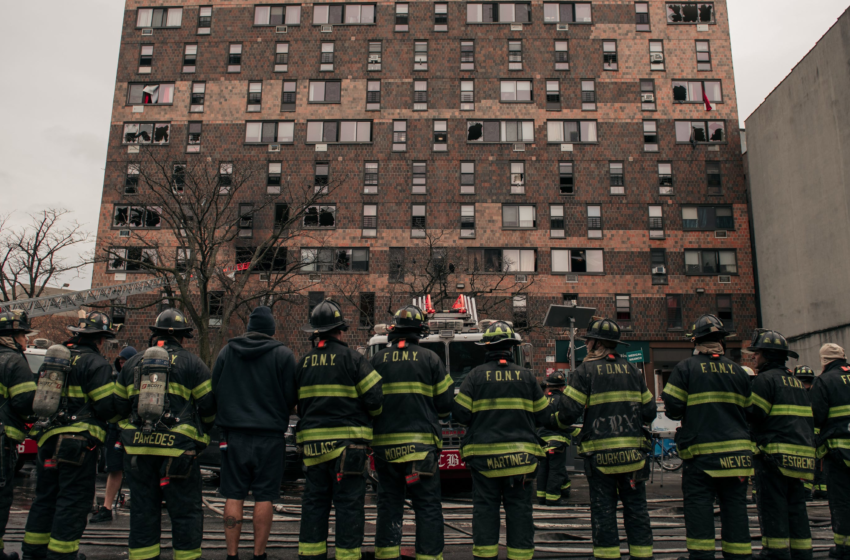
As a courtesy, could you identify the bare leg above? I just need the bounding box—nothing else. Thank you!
[224,499,244,556]
[103,471,123,510]
[253,501,274,557]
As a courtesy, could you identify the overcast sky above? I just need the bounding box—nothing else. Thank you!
[0,0,847,293]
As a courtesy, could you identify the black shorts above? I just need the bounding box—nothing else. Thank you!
[104,425,124,473]
[220,430,286,502]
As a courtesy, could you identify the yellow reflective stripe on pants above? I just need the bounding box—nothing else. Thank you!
[416,554,444,560]
[629,544,654,558]
[834,534,850,546]
[687,538,715,551]
[762,537,790,549]
[593,545,621,558]
[336,546,362,560]
[721,541,752,555]
[561,480,571,489]
[473,544,499,557]
[507,546,534,560]
[791,538,812,549]
[173,547,203,560]
[376,545,400,559]
[298,541,328,556]
[129,543,162,560]
[545,492,560,501]
[48,538,79,554]
[24,532,50,545]
[536,490,546,497]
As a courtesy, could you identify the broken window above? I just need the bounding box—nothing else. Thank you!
[128,83,175,105]
[672,80,722,103]
[315,162,330,194]
[513,295,528,329]
[542,2,592,23]
[122,122,171,144]
[301,248,369,273]
[274,203,290,229]
[125,164,140,194]
[706,161,722,195]
[238,204,254,238]
[303,205,337,228]
[172,163,186,193]
[675,120,725,143]
[118,247,158,271]
[108,248,127,271]
[113,205,162,229]
[547,120,597,143]
[551,249,603,273]
[666,3,714,24]
[245,121,295,144]
[467,120,534,142]
[254,5,301,25]
[467,3,531,23]
[137,8,183,28]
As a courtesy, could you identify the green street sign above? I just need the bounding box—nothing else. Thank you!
[625,349,645,363]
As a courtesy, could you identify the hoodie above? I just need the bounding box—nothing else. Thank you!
[211,332,298,436]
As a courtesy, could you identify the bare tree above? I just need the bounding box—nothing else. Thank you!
[0,209,93,301]
[101,149,347,365]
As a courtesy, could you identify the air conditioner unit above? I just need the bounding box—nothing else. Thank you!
[715,230,728,238]
[650,53,664,63]
[276,25,288,33]
[565,274,578,283]
[515,274,528,283]
[641,93,655,103]
[652,265,667,275]
[510,23,523,31]
[259,273,271,281]
[321,25,333,32]
[309,274,322,281]
[718,275,732,284]
[556,23,569,30]
[697,23,709,32]
[513,143,525,152]
[268,144,281,152]
[368,55,381,63]
[560,143,573,152]
[119,229,130,238]
[141,28,153,36]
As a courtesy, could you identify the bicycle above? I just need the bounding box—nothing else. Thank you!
[653,436,683,472]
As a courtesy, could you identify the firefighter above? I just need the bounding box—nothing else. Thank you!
[746,330,814,560]
[370,305,452,560]
[794,365,827,500]
[114,309,216,560]
[536,372,579,506]
[662,314,754,560]
[452,321,552,560]
[810,343,850,560]
[0,311,37,560]
[23,312,117,560]
[555,317,656,560]
[296,299,383,560]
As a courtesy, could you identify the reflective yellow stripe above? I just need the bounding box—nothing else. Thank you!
[641,390,653,405]
[597,459,646,475]
[335,547,361,560]
[356,370,381,395]
[769,404,811,417]
[37,423,107,446]
[565,385,587,406]
[128,385,140,397]
[369,406,382,417]
[201,414,216,423]
[4,426,25,442]
[173,548,202,560]
[479,464,538,477]
[435,375,454,395]
[63,385,85,399]
[721,541,752,555]
[472,398,534,413]
[835,534,850,546]
[24,532,50,545]
[372,432,441,447]
[191,379,212,399]
[752,393,771,414]
[702,468,754,477]
[588,391,642,406]
[129,543,162,560]
[763,443,815,457]
[114,383,130,399]
[762,537,789,549]
[561,480,571,489]
[171,423,210,445]
[124,446,186,457]
[48,538,79,554]
[579,437,644,453]
[663,383,688,403]
[296,425,372,444]
[545,492,561,501]
[687,539,715,551]
[533,396,549,412]
[383,382,434,396]
[678,439,754,460]
[554,414,571,431]
[473,544,499,557]
[376,546,400,559]
[298,541,328,556]
[688,391,751,408]
[828,405,850,418]
[300,384,358,399]
[507,547,534,560]
[593,545,621,559]
[0,384,7,398]
[88,382,115,402]
[790,538,812,550]
[629,544,654,558]
[416,554,444,560]
[302,446,346,466]
[168,383,191,400]
[9,381,36,397]
[462,441,543,457]
[455,392,472,410]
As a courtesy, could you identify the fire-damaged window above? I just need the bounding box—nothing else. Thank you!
[666,3,714,24]
[113,205,162,229]
[303,205,336,228]
[235,246,288,272]
[125,164,140,194]
[128,83,175,105]
[107,247,158,271]
[675,120,725,143]
[672,80,722,104]
[467,120,534,143]
[301,248,370,272]
[360,292,376,327]
[123,123,171,144]
[209,291,224,327]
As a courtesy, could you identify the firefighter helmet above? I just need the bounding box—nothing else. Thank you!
[476,321,520,347]
[390,305,429,335]
[0,310,33,335]
[742,366,756,377]
[580,316,629,347]
[745,328,799,359]
[149,308,194,339]
[546,372,566,387]
[301,298,349,335]
[794,365,815,381]
[67,311,117,339]
[687,314,730,341]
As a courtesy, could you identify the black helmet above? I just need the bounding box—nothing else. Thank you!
[794,365,815,381]
[150,309,194,339]
[687,314,730,341]
[580,316,629,347]
[390,305,429,334]
[745,329,799,359]
[67,311,117,339]
[302,298,348,335]
[546,372,566,387]
[0,310,34,335]
[476,321,520,347]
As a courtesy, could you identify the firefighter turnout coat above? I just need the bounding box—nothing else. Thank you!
[0,344,36,443]
[539,389,581,447]
[811,358,850,465]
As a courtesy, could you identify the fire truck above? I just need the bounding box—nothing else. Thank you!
[366,295,533,477]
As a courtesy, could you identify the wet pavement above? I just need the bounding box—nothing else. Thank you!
[1,462,837,559]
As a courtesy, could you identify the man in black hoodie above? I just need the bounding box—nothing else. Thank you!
[212,306,297,560]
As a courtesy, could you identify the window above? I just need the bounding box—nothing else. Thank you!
[666,3,714,24]
[640,80,656,110]
[587,205,602,238]
[467,3,531,23]
[461,41,475,71]
[467,120,534,143]
[435,3,448,30]
[412,162,427,194]
[666,295,683,330]
[314,162,329,194]
[635,2,650,31]
[245,121,295,144]
[414,41,428,71]
[543,2,592,22]
[198,6,212,34]
[681,206,734,230]
[183,44,197,73]
[366,80,381,110]
[412,204,426,237]
[460,80,475,110]
[513,295,528,329]
[672,80,722,104]
[218,163,233,194]
[501,80,533,102]
[547,121,597,143]
[254,5,301,25]
[414,81,428,110]
[320,43,334,71]
[281,81,297,111]
[510,162,525,194]
[368,41,382,71]
[392,121,407,151]
[555,41,569,70]
[551,249,604,273]
[658,163,673,195]
[236,246,288,273]
[309,80,341,103]
[550,205,564,238]
[274,203,290,229]
[112,206,162,229]
[137,8,183,28]
[275,43,290,72]
[267,162,282,194]
[609,162,624,194]
[172,163,186,193]
[651,249,667,284]
[359,293,376,327]
[306,121,372,143]
[603,41,618,71]
[461,162,475,194]
[303,205,336,228]
[508,40,522,71]
[123,123,171,145]
[305,249,369,274]
[127,83,174,105]
[175,248,191,274]
[125,164,140,194]
[685,250,737,275]
[563,293,578,307]
[159,292,173,313]
[313,4,376,24]
[717,295,733,329]
[503,205,536,228]
[187,122,202,152]
[546,80,561,110]
[643,120,658,152]
[228,44,242,72]
[189,82,205,112]
[707,161,722,195]
[364,162,379,194]
[308,292,325,316]
[395,3,409,31]
[675,120,725,143]
[461,205,475,237]
[389,248,405,282]
[581,80,596,110]
[238,204,254,238]
[559,162,574,195]
[616,295,631,327]
[649,205,664,238]
[247,82,263,111]
[433,120,447,151]
[362,204,377,237]
[696,40,712,71]
[469,249,536,273]
[650,41,665,71]
[139,45,153,73]
[107,247,158,272]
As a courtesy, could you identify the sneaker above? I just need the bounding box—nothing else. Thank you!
[89,506,113,523]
